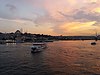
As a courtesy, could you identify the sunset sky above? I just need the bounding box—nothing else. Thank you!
[0,0,100,36]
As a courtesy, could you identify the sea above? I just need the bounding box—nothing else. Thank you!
[0,40,100,75]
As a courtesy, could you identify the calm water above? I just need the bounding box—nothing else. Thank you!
[0,41,100,75]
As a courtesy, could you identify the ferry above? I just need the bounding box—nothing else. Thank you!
[31,43,47,53]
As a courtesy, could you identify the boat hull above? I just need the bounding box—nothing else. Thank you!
[91,42,96,45]
[31,47,43,53]
[31,50,42,53]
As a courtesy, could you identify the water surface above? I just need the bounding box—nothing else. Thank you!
[0,41,100,75]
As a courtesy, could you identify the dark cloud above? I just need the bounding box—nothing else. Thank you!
[0,4,17,20]
[59,10,100,22]
[73,10,100,21]
[58,11,69,17]
[20,17,33,21]
[6,4,17,13]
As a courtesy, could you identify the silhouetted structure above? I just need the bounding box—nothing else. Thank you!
[0,30,100,44]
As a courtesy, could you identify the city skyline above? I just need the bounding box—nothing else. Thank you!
[0,0,100,36]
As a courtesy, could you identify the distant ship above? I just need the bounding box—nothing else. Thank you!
[91,32,98,45]
[91,42,96,45]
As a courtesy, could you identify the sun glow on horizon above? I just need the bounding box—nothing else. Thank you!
[59,21,97,35]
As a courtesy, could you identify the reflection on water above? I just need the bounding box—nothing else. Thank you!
[0,41,100,75]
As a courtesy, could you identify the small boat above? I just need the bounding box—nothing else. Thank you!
[91,32,98,45]
[91,42,96,45]
[31,43,47,53]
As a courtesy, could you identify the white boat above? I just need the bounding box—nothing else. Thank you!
[31,43,47,53]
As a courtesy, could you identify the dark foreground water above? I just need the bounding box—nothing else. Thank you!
[0,41,100,75]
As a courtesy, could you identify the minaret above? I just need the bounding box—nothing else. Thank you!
[95,32,98,41]
[96,32,97,37]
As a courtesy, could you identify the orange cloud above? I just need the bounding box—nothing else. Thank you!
[59,21,96,35]
[67,0,77,5]
[90,0,97,3]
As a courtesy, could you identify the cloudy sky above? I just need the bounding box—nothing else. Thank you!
[0,0,100,35]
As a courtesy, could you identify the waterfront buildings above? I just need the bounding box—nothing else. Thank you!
[0,30,100,43]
